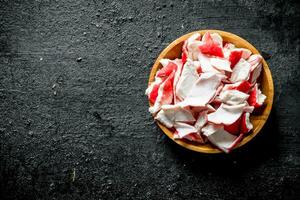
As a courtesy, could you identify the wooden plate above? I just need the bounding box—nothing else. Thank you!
[148,30,274,153]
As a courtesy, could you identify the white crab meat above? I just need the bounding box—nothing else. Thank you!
[174,122,198,138]
[191,104,216,114]
[224,43,235,50]
[230,58,251,83]
[194,110,208,132]
[155,104,195,128]
[155,110,174,128]
[207,103,246,125]
[247,54,262,67]
[247,55,263,84]
[240,113,253,134]
[249,63,262,84]
[183,33,202,60]
[179,72,223,107]
[210,33,223,47]
[172,59,184,104]
[145,77,162,96]
[210,57,232,72]
[173,131,205,143]
[198,53,223,74]
[187,40,202,60]
[159,59,169,68]
[149,72,174,114]
[248,84,266,108]
[175,59,199,100]
[243,104,255,113]
[236,48,252,59]
[202,123,243,153]
[221,80,252,93]
[219,90,249,105]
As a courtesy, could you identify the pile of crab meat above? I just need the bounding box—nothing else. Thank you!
[146,32,266,153]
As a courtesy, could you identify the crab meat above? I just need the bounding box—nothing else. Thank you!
[191,104,216,114]
[184,133,206,143]
[207,103,246,125]
[194,110,208,132]
[247,84,266,108]
[174,122,198,138]
[155,104,195,128]
[224,43,235,50]
[155,110,173,128]
[179,72,223,107]
[224,117,242,135]
[243,104,255,113]
[187,41,202,60]
[230,58,251,83]
[145,77,163,104]
[222,80,252,93]
[149,71,175,114]
[240,112,253,134]
[182,33,202,62]
[247,54,262,67]
[198,53,223,74]
[210,57,232,72]
[249,63,262,84]
[219,90,249,105]
[228,50,242,68]
[175,60,199,100]
[199,32,224,57]
[156,59,178,78]
[202,123,244,153]
[210,33,223,47]
[237,48,252,59]
[223,43,236,58]
[247,54,263,84]
[172,59,184,104]
[173,131,205,143]
[192,61,203,74]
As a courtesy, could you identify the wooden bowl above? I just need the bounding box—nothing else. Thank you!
[148,30,274,153]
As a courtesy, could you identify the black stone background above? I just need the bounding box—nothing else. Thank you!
[0,0,299,199]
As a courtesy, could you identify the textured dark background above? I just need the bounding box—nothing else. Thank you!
[0,0,299,199]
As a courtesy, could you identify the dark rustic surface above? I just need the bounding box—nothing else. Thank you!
[0,0,299,199]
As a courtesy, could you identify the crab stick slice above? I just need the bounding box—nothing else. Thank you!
[224,117,242,135]
[247,84,266,108]
[202,123,244,153]
[179,72,223,107]
[174,122,198,139]
[156,59,178,78]
[149,71,175,114]
[145,78,163,104]
[219,90,249,105]
[198,53,223,74]
[173,131,205,143]
[229,50,242,68]
[210,57,232,72]
[230,58,251,83]
[249,63,262,84]
[155,104,195,128]
[194,110,208,132]
[247,54,263,84]
[199,32,224,58]
[247,54,262,67]
[240,113,253,134]
[210,33,223,47]
[207,103,246,125]
[222,81,252,93]
[182,33,201,63]
[175,59,199,100]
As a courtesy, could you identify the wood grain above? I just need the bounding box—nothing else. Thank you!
[148,30,274,153]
